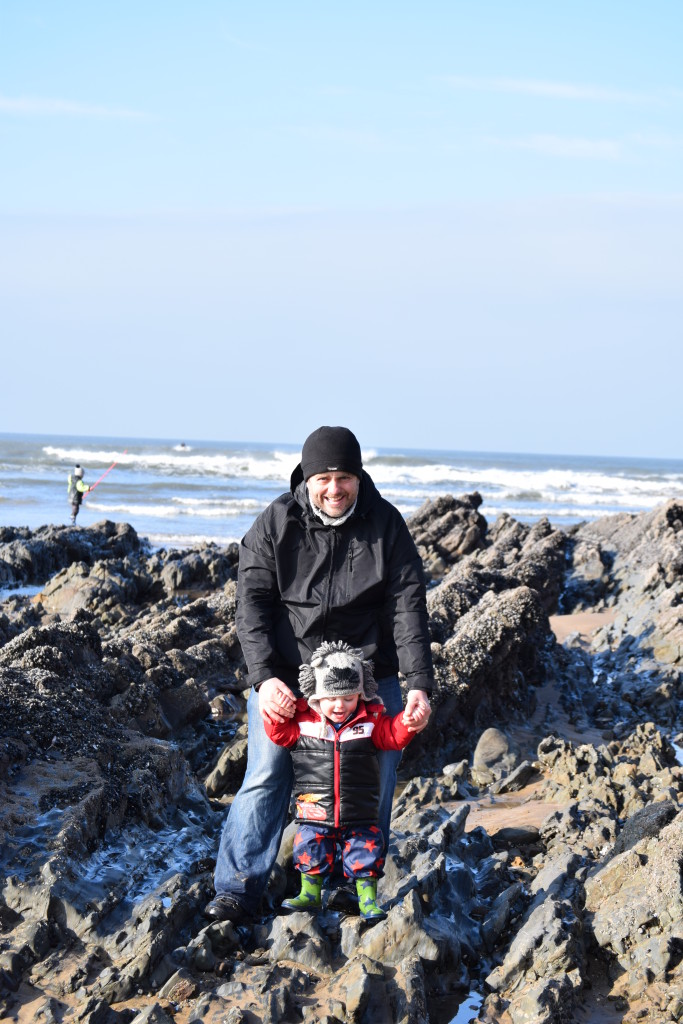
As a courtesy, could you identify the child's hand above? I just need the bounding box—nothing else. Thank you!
[402,691,431,732]
[402,705,425,727]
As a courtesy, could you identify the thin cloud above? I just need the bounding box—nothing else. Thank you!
[628,131,683,149]
[218,23,264,51]
[488,132,683,160]
[286,123,389,151]
[506,135,623,159]
[0,95,146,119]
[441,76,665,104]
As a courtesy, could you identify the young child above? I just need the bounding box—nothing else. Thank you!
[264,640,425,922]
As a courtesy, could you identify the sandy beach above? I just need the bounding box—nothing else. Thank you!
[549,610,616,644]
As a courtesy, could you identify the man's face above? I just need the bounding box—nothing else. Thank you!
[307,471,360,518]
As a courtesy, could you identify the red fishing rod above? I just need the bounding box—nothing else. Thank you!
[85,450,127,496]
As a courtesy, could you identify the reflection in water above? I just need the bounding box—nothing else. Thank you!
[448,990,483,1024]
[80,804,220,905]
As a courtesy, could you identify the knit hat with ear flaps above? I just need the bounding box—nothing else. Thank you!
[299,641,380,712]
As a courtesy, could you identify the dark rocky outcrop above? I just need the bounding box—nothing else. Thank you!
[406,492,488,578]
[0,499,681,1024]
[0,521,143,586]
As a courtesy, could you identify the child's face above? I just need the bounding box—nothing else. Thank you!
[318,693,360,723]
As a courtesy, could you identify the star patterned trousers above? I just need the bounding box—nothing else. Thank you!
[292,823,386,879]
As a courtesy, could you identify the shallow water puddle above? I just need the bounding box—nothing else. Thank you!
[0,806,67,877]
[0,583,42,602]
[0,800,221,912]
[80,804,220,904]
[447,989,483,1023]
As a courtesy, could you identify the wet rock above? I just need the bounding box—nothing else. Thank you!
[32,996,69,1022]
[484,851,586,1021]
[75,996,125,1023]
[491,826,540,847]
[352,890,443,966]
[37,558,156,622]
[158,543,238,596]
[0,521,143,587]
[584,810,683,1019]
[610,799,678,857]
[259,912,333,974]
[407,492,487,578]
[480,882,526,951]
[471,727,518,786]
[204,726,249,798]
[340,953,384,1019]
[560,537,610,614]
[130,1005,175,1024]
[157,679,210,732]
[564,501,683,733]
[0,598,42,646]
[221,1009,249,1024]
[424,585,549,770]
[1,505,682,1024]
[478,514,569,614]
[489,760,537,794]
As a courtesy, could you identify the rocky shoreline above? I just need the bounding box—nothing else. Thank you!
[0,496,681,1024]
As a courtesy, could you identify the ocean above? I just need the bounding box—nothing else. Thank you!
[2,432,682,550]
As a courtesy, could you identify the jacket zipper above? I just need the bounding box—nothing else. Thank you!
[334,735,341,827]
[322,529,337,635]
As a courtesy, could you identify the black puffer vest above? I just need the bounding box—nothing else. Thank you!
[290,703,384,828]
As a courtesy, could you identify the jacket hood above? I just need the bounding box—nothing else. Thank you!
[290,467,379,519]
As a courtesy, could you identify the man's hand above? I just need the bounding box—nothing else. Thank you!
[258,677,296,725]
[402,689,432,733]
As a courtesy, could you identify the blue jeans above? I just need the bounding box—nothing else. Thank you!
[213,675,403,912]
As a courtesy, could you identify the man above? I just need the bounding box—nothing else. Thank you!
[67,465,89,524]
[205,426,433,924]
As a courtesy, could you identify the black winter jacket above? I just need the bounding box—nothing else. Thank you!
[236,468,434,694]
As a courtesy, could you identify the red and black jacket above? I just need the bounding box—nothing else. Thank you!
[265,698,413,829]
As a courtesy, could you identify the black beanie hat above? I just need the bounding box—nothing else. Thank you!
[300,426,363,480]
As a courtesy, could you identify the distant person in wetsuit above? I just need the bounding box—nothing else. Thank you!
[67,465,90,524]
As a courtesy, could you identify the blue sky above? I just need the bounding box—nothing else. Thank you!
[1,2,682,458]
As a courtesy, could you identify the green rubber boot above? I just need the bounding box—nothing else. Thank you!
[356,878,386,922]
[281,873,323,913]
